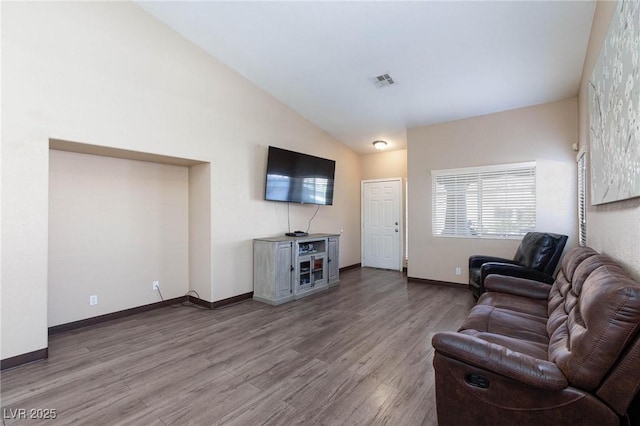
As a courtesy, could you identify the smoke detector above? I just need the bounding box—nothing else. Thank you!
[371,73,396,88]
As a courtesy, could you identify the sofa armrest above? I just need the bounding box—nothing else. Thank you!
[481,262,555,284]
[432,332,567,390]
[469,255,518,269]
[484,274,552,300]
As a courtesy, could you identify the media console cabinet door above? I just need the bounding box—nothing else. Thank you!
[253,240,294,305]
[328,236,339,284]
[294,252,328,298]
[276,242,293,298]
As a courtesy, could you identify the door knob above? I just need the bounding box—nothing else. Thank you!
[395,229,399,232]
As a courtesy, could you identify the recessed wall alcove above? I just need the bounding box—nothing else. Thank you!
[48,139,212,328]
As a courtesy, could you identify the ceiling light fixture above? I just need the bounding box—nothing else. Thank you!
[372,140,388,150]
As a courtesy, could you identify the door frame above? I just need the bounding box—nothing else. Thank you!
[361,178,404,271]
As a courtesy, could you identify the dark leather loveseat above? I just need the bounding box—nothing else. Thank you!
[433,246,640,425]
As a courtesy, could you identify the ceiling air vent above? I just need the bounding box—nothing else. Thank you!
[371,73,396,88]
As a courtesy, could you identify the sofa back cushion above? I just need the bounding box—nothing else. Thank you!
[547,256,640,391]
[559,246,600,282]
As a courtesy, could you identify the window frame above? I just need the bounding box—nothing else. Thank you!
[431,161,537,240]
[577,150,587,247]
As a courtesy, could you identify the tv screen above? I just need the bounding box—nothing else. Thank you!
[265,146,335,205]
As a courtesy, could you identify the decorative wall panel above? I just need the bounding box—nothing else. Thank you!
[589,0,640,205]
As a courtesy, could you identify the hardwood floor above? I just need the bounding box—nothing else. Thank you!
[0,268,475,425]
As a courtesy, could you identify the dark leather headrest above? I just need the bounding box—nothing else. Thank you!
[513,232,562,271]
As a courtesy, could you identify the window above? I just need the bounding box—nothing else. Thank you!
[577,151,587,247]
[432,162,536,238]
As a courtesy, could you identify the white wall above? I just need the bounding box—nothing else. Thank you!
[1,2,361,360]
[577,1,640,281]
[360,149,407,181]
[48,150,189,326]
[407,98,578,284]
[189,163,213,302]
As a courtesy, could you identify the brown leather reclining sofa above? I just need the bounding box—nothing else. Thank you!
[432,246,640,425]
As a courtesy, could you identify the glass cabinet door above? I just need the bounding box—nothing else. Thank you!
[299,259,311,286]
[298,255,325,291]
[313,256,324,282]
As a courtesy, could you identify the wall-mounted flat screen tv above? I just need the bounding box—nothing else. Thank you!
[265,146,335,205]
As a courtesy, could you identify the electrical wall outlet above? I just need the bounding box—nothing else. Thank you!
[152,280,160,291]
[89,295,98,306]
[455,267,461,275]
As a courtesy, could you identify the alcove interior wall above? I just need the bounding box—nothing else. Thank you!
[48,139,212,327]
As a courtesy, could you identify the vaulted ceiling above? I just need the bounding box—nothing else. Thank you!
[136,1,596,154]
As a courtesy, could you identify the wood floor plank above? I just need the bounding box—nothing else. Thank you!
[0,268,474,425]
[158,379,263,425]
[309,376,401,425]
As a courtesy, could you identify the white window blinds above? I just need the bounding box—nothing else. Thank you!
[577,151,587,247]
[432,162,536,238]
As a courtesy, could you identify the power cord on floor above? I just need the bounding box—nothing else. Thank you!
[156,286,210,310]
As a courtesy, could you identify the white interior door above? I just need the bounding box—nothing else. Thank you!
[362,178,403,270]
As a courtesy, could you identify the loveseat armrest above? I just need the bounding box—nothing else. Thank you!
[481,262,555,284]
[432,332,567,390]
[484,274,552,300]
[469,255,518,269]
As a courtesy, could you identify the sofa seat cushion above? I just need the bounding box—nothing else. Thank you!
[477,291,548,319]
[461,329,550,360]
[459,304,549,345]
